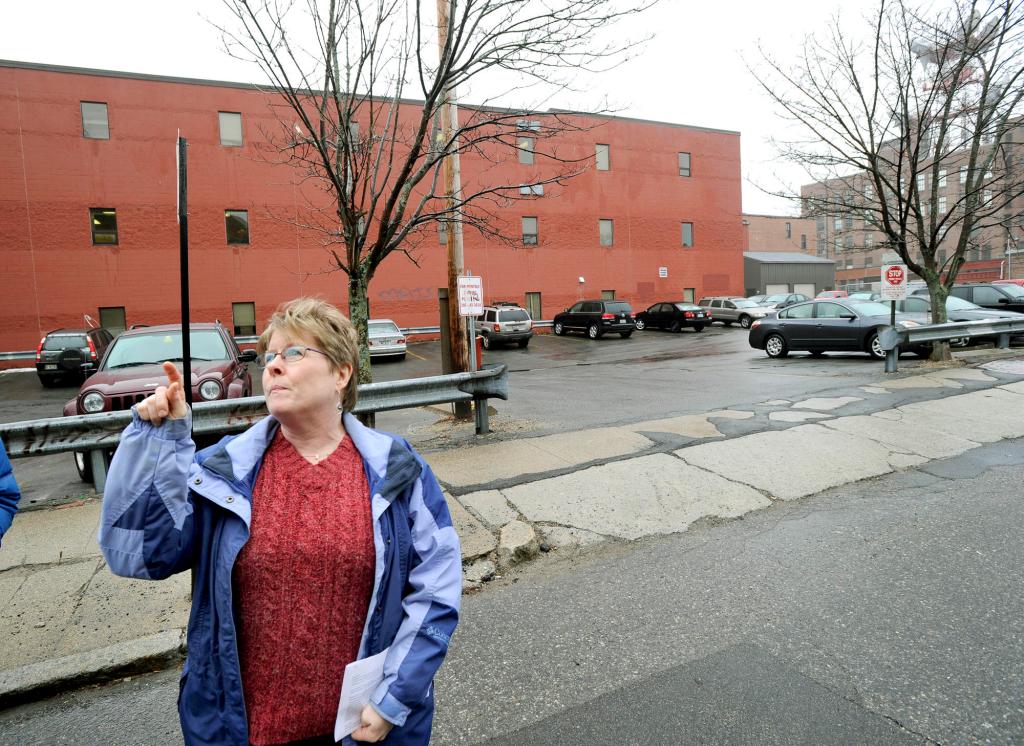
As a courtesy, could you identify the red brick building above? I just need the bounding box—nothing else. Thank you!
[0,60,744,353]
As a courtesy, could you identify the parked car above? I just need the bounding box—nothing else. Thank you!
[36,327,114,387]
[477,303,534,349]
[892,294,1023,346]
[697,297,773,328]
[553,300,635,339]
[847,291,881,301]
[913,282,1024,313]
[748,299,922,360]
[367,319,407,360]
[746,294,768,304]
[635,302,710,333]
[757,293,811,310]
[816,290,849,299]
[64,323,256,481]
[993,279,1024,287]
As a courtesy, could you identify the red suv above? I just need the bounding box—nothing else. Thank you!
[65,323,256,481]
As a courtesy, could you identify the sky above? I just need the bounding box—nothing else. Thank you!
[1,0,878,215]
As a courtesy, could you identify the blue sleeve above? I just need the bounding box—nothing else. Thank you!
[97,409,198,580]
[370,457,462,727]
[0,438,22,543]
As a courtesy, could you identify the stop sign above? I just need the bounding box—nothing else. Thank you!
[885,265,905,285]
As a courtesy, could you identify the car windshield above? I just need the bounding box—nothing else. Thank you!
[732,299,759,308]
[605,302,632,313]
[674,303,701,311]
[368,321,401,336]
[43,334,87,350]
[499,309,530,321]
[103,330,228,369]
[847,301,891,316]
[998,283,1024,298]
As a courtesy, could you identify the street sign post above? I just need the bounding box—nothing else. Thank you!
[457,275,483,374]
[880,261,908,328]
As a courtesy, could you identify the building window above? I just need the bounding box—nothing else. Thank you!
[800,234,807,250]
[81,102,109,139]
[525,292,542,321]
[982,245,993,260]
[522,216,538,245]
[785,222,792,239]
[843,234,854,249]
[90,208,118,245]
[225,210,250,244]
[938,248,948,265]
[834,216,842,231]
[843,214,853,230]
[865,233,874,248]
[959,167,968,185]
[519,184,544,196]
[864,183,874,200]
[599,219,614,247]
[601,289,615,300]
[938,169,947,187]
[678,152,691,177]
[681,221,694,247]
[232,302,257,336]
[517,136,535,165]
[938,196,947,213]
[219,112,243,146]
[595,144,610,171]
[683,287,695,303]
[816,215,825,231]
[99,306,126,335]
[916,174,925,192]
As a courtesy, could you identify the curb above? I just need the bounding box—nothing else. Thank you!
[0,629,186,709]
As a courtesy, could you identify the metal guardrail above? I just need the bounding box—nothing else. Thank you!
[879,318,1024,372]
[0,365,508,491]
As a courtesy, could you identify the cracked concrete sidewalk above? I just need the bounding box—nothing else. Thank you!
[1,363,1023,706]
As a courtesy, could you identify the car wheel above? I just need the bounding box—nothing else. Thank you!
[765,334,789,358]
[739,315,752,329]
[634,318,646,331]
[620,330,633,338]
[481,335,492,350]
[517,339,529,348]
[74,451,93,483]
[693,325,704,333]
[867,331,886,360]
[554,322,565,336]
[587,324,601,340]
[669,321,681,333]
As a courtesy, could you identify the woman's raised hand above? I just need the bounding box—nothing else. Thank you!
[136,361,189,426]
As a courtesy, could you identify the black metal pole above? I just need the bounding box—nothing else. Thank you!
[177,137,192,406]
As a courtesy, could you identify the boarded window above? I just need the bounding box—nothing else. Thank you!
[81,102,109,139]
[599,219,614,246]
[219,112,243,146]
[681,221,694,247]
[595,144,610,171]
[518,137,535,165]
[522,216,538,245]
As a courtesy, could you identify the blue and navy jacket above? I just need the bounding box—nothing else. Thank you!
[98,409,462,745]
[0,437,21,545]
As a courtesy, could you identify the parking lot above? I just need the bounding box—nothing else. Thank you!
[0,322,1008,508]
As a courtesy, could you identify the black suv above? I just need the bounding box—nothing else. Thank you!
[36,327,114,387]
[913,282,1024,313]
[553,300,635,339]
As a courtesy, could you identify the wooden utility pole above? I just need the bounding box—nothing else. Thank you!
[436,0,470,392]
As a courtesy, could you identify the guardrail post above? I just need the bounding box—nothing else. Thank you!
[997,333,1010,349]
[884,347,899,373]
[474,398,489,435]
[90,450,108,493]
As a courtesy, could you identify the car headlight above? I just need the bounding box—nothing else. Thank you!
[199,380,222,401]
[82,392,105,413]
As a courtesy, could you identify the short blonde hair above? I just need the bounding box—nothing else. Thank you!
[257,297,360,411]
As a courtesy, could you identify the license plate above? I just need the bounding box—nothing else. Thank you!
[44,365,57,370]
[697,313,705,318]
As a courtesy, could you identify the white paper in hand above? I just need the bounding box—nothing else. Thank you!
[334,648,389,741]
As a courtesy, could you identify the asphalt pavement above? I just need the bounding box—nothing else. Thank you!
[2,438,1021,745]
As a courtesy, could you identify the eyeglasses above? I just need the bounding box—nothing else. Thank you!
[258,345,329,368]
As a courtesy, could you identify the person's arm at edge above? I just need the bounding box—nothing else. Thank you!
[0,438,22,547]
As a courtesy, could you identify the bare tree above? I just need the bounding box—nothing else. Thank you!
[753,0,1024,359]
[215,0,652,392]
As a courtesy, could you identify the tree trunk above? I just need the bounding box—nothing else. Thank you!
[924,270,952,362]
[348,271,376,428]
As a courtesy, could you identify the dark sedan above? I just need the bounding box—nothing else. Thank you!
[748,299,922,359]
[634,302,710,333]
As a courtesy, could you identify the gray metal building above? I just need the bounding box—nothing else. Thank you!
[743,252,836,296]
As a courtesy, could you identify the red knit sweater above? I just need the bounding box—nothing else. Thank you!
[234,431,375,745]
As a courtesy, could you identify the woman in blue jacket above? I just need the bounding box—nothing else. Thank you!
[98,298,461,745]
[0,437,22,546]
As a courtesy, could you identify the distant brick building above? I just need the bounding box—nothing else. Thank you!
[0,60,746,354]
[742,214,815,254]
